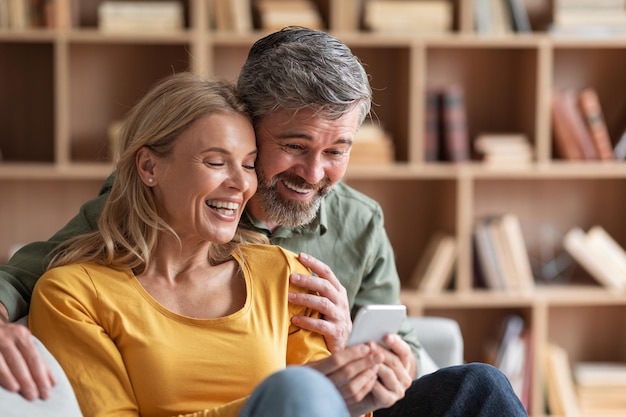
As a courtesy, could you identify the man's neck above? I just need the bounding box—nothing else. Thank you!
[246,198,281,234]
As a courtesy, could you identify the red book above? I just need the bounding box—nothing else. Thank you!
[441,84,470,162]
[551,89,598,160]
[578,87,614,160]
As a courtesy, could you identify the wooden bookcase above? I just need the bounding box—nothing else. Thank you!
[1,1,625,415]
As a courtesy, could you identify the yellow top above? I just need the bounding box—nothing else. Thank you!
[30,244,330,417]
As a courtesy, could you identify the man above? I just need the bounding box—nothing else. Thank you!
[0,27,527,416]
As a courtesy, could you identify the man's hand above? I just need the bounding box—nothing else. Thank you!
[306,343,383,416]
[0,306,55,401]
[347,335,413,415]
[289,253,352,352]
[307,339,413,417]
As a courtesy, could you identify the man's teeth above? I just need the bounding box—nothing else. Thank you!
[206,200,239,215]
[283,181,312,194]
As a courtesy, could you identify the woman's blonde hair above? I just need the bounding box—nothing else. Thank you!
[49,72,268,272]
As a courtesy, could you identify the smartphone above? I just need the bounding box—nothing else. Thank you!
[347,304,407,348]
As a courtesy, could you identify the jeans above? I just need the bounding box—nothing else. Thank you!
[374,363,528,417]
[239,366,350,417]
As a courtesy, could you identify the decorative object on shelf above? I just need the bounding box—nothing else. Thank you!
[364,0,452,34]
[98,1,184,33]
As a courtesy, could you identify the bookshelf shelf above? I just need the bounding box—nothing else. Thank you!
[1,1,625,415]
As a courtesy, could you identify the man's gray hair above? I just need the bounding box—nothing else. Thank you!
[237,27,372,127]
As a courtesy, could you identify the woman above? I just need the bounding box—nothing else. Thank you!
[29,72,349,417]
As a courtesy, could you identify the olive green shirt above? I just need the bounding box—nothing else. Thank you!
[0,173,422,363]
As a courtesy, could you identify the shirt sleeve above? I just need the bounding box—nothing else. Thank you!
[0,174,114,321]
[29,264,140,416]
[352,209,424,368]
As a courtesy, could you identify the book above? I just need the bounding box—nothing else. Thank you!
[562,227,625,291]
[585,226,626,281]
[577,87,614,160]
[410,234,457,294]
[494,315,527,401]
[498,214,535,291]
[424,88,440,161]
[551,89,598,160]
[505,0,532,32]
[544,343,580,417]
[474,216,507,290]
[441,84,470,162]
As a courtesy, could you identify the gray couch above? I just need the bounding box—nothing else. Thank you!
[1,316,463,416]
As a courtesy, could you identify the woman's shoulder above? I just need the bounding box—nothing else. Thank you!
[40,262,130,290]
[236,244,304,272]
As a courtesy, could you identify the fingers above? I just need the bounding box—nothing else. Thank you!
[297,253,342,290]
[0,323,54,400]
[384,333,417,378]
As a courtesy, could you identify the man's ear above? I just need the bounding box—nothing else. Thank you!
[136,147,157,186]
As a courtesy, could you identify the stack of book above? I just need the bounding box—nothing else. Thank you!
[574,362,626,415]
[473,133,533,166]
[349,122,395,165]
[255,0,323,32]
[98,1,184,33]
[473,213,535,292]
[364,0,452,34]
[550,0,626,36]
[212,0,253,32]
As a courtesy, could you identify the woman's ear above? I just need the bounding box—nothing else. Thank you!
[137,147,157,187]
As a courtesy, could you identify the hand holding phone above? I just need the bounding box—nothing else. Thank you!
[347,304,406,348]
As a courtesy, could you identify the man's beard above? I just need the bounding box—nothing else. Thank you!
[255,168,332,228]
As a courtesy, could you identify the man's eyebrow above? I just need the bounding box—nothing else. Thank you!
[274,133,353,145]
